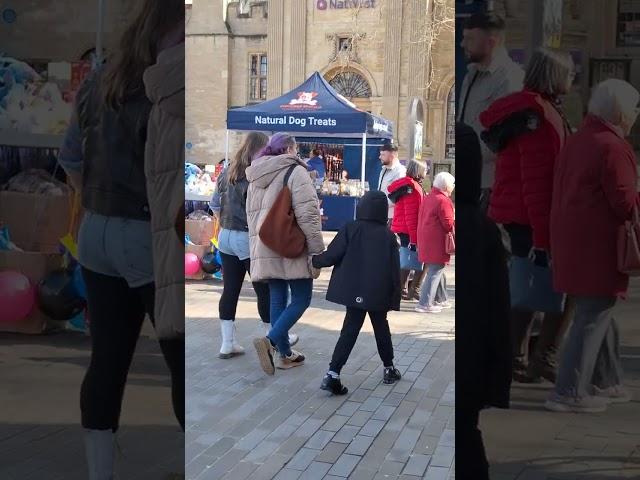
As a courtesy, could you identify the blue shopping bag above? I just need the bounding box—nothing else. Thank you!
[399,246,423,271]
[509,255,565,314]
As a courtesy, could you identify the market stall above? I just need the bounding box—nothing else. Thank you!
[225,71,394,231]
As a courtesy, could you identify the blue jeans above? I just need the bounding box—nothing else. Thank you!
[419,264,446,307]
[268,279,313,356]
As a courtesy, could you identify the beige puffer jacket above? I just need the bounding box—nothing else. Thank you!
[246,154,325,282]
[143,43,185,339]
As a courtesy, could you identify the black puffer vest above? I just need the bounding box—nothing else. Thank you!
[76,70,153,220]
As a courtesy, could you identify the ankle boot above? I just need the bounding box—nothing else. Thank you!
[219,320,244,359]
[400,269,411,299]
[84,429,115,480]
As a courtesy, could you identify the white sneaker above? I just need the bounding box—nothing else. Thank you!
[435,301,452,309]
[593,385,632,404]
[544,392,608,413]
[415,305,442,314]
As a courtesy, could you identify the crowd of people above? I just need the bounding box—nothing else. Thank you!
[457,11,639,480]
[212,130,457,391]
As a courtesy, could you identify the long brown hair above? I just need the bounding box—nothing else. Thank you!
[101,0,184,109]
[228,132,269,184]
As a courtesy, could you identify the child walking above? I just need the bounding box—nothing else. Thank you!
[312,191,403,395]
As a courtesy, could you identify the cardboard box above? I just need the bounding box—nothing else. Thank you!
[0,250,65,334]
[0,190,72,253]
[185,217,216,246]
[185,244,211,281]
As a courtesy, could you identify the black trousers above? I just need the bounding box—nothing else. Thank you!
[457,407,490,480]
[80,268,185,432]
[219,252,270,322]
[329,307,394,374]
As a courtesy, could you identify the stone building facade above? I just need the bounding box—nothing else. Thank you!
[186,0,455,172]
[490,0,640,148]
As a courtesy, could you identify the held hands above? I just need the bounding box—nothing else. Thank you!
[309,255,322,279]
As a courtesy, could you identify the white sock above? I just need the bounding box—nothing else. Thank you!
[328,370,340,379]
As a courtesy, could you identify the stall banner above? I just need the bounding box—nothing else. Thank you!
[227,72,393,138]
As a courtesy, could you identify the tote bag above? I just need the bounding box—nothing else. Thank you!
[258,165,306,259]
[617,205,640,276]
[509,255,565,314]
[399,246,423,271]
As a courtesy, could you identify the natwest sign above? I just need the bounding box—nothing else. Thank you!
[316,0,376,10]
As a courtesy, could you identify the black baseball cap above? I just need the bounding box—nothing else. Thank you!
[380,143,398,152]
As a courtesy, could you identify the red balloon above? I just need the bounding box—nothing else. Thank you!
[185,253,200,276]
[0,271,35,324]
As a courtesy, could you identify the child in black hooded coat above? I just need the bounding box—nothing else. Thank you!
[312,190,402,394]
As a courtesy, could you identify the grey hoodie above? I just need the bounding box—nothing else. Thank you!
[245,154,325,282]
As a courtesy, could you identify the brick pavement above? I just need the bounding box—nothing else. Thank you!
[0,324,184,479]
[481,279,640,480]
[185,242,455,480]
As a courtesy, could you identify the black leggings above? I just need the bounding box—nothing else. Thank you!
[80,268,185,432]
[219,252,270,322]
[329,307,394,374]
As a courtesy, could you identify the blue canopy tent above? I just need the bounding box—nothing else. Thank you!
[226,71,394,189]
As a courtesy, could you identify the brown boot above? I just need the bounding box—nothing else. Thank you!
[409,268,427,301]
[400,269,411,300]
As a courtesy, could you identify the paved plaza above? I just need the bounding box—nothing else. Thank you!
[482,280,640,480]
[185,235,456,480]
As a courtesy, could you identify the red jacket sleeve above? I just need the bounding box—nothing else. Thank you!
[406,190,422,244]
[601,142,638,223]
[518,123,558,249]
[437,196,455,233]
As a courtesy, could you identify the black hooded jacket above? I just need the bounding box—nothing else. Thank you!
[455,122,512,411]
[313,191,401,312]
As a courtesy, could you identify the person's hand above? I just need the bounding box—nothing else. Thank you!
[528,247,549,268]
[408,243,417,252]
[309,256,322,279]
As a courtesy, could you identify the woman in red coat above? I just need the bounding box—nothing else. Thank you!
[479,48,574,383]
[388,160,426,299]
[545,79,639,413]
[415,172,455,313]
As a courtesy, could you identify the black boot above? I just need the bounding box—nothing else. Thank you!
[383,366,402,384]
[321,374,348,395]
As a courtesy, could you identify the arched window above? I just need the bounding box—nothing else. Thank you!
[445,86,455,159]
[328,71,372,98]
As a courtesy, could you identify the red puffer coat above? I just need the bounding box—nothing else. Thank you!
[417,188,455,265]
[551,115,639,297]
[479,90,570,250]
[388,177,425,244]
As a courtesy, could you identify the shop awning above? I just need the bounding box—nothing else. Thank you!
[226,71,393,139]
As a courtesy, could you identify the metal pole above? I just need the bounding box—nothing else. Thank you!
[360,132,367,191]
[95,0,105,66]
[225,130,230,167]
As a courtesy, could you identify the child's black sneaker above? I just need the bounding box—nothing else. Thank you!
[383,367,402,384]
[320,374,348,395]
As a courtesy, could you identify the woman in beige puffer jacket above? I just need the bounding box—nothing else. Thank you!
[246,133,325,374]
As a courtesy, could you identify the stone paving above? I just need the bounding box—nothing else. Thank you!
[185,237,455,480]
[0,323,184,479]
[481,279,640,480]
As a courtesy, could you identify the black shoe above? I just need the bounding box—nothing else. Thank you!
[320,374,348,395]
[383,367,401,384]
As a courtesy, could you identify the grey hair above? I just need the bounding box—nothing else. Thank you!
[406,159,426,181]
[588,79,640,125]
[523,48,574,97]
[433,172,455,192]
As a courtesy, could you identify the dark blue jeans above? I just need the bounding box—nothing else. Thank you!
[267,279,313,356]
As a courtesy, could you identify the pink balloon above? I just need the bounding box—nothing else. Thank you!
[185,253,201,276]
[0,271,35,324]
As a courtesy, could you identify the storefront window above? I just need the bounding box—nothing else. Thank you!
[445,86,455,159]
[249,53,267,102]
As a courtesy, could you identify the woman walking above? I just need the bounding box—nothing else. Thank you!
[247,133,325,375]
[387,160,426,300]
[545,79,639,413]
[57,1,185,477]
[415,172,456,314]
[479,48,575,383]
[211,132,299,359]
